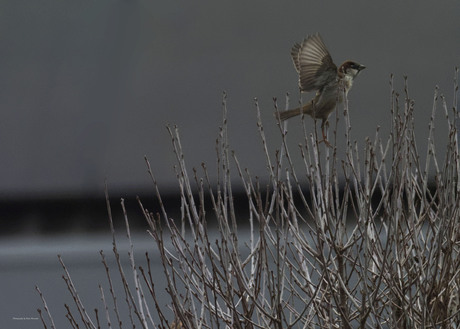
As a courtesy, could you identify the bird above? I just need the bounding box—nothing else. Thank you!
[278,33,365,147]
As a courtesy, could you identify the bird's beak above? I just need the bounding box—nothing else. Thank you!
[358,64,366,71]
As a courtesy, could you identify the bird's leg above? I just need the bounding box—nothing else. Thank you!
[320,120,332,148]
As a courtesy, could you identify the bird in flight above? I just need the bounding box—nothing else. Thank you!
[278,33,365,147]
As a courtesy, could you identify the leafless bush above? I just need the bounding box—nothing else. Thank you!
[38,71,460,329]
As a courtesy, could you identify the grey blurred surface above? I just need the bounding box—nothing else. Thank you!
[1,229,257,328]
[0,0,458,197]
[0,232,167,328]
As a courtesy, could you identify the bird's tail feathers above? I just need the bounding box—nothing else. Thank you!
[276,103,312,121]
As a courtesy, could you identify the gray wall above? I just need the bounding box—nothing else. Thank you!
[1,0,459,198]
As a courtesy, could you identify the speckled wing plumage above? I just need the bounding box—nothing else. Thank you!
[291,34,337,92]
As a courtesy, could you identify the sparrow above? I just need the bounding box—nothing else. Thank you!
[278,33,365,146]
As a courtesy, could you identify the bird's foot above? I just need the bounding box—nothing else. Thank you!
[319,138,333,148]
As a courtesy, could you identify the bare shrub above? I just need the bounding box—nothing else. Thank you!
[38,71,460,329]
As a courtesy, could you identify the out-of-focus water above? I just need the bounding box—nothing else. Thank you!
[0,232,169,329]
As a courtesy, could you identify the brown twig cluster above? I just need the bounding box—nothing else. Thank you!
[37,71,460,329]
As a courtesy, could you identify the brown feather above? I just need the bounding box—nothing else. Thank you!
[277,102,313,121]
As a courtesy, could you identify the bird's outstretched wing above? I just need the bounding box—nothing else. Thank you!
[291,34,337,92]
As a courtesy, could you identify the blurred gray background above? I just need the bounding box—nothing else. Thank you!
[1,0,458,201]
[1,1,459,328]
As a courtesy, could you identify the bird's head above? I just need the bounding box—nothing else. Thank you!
[339,61,366,80]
